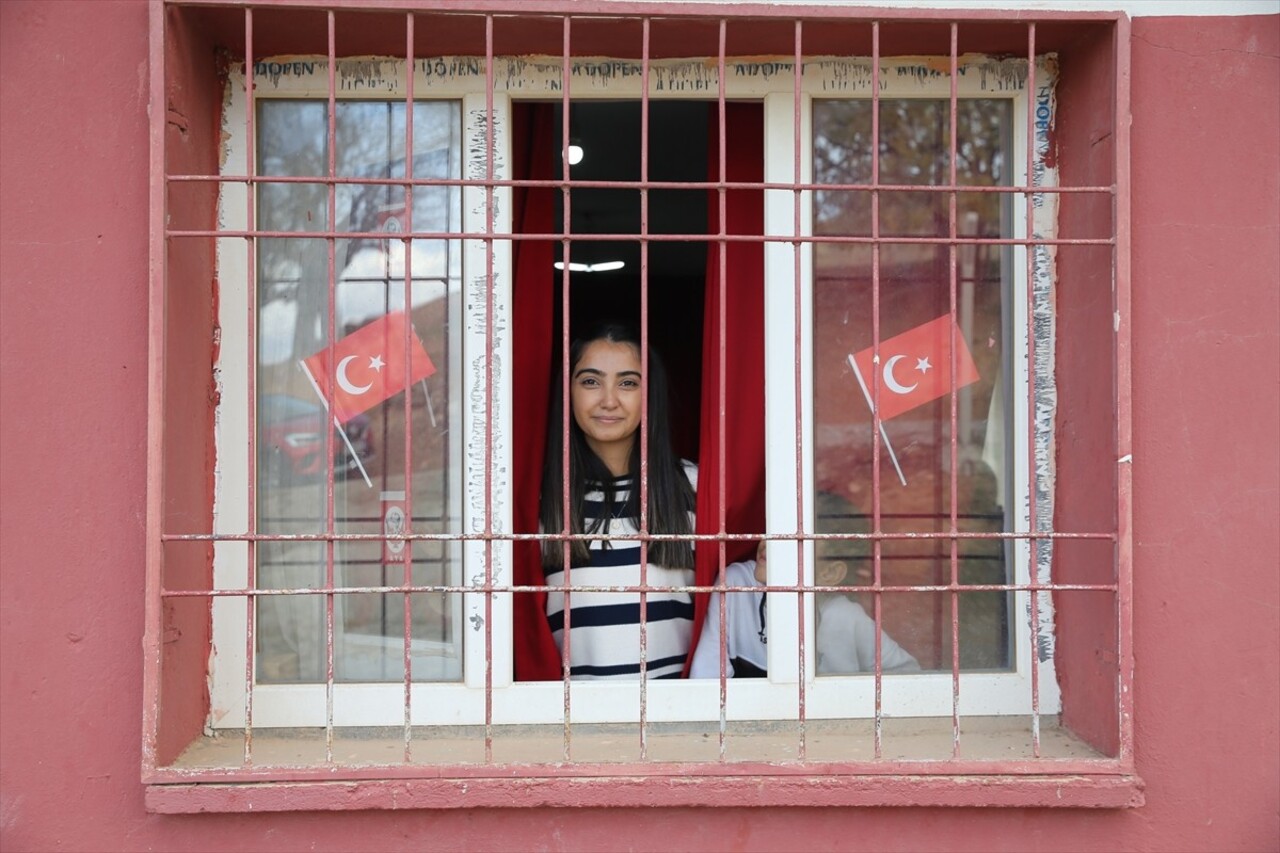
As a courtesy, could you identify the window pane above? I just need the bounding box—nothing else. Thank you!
[812,98,1013,673]
[254,100,463,684]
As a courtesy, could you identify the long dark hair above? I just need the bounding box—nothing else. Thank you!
[540,323,696,570]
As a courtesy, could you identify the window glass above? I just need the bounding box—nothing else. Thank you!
[254,99,464,684]
[812,98,1014,673]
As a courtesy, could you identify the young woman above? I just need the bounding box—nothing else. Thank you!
[540,323,697,679]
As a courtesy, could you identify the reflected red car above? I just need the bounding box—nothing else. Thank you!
[257,394,375,484]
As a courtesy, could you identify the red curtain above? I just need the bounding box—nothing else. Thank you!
[688,102,766,667]
[511,104,563,681]
[511,102,766,680]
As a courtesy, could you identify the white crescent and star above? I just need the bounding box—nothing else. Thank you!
[335,354,385,396]
[882,355,918,394]
[880,354,936,394]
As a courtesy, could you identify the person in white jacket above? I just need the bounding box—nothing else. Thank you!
[690,541,920,678]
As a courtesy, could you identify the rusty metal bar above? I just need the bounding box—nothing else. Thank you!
[171,227,1114,248]
[241,4,259,768]
[638,13,652,758]
[164,580,1120,598]
[870,19,884,760]
[484,11,497,764]
[173,173,1114,196]
[948,20,962,761]
[558,11,573,758]
[715,15,729,763]
[401,8,417,763]
[166,529,1115,544]
[791,17,807,762]
[558,12,574,761]
[323,7,339,765]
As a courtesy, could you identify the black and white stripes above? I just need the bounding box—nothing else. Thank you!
[544,464,697,679]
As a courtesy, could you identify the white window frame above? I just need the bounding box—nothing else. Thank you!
[762,85,1057,720]
[211,54,1060,729]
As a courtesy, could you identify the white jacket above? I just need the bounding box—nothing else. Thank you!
[690,560,920,678]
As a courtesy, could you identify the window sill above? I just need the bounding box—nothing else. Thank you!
[146,773,1144,812]
[145,718,1143,811]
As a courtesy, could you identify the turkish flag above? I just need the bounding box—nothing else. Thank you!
[849,314,979,422]
[374,203,406,237]
[301,312,436,423]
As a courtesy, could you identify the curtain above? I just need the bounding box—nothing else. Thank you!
[688,102,766,668]
[511,104,563,681]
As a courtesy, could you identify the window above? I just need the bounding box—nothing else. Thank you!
[211,96,468,726]
[146,1,1137,810]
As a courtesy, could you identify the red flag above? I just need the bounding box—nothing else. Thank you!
[301,312,436,423]
[850,314,979,422]
[374,203,405,234]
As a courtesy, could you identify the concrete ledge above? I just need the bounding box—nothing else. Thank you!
[147,773,1144,812]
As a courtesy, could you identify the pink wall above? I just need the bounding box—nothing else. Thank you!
[1,2,1276,850]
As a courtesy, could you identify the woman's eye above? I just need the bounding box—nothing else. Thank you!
[620,379,640,389]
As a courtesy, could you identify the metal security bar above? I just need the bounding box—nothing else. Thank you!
[145,0,1134,799]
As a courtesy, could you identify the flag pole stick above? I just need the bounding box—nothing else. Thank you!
[331,415,372,488]
[299,360,374,489]
[407,320,438,429]
[420,378,437,428]
[848,354,907,487]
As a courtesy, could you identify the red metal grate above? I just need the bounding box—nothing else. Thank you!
[145,0,1134,798]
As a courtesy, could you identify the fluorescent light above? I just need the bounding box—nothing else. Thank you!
[567,144,584,165]
[552,260,626,273]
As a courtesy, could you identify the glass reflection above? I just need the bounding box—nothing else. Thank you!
[813,99,1014,673]
[253,100,463,684]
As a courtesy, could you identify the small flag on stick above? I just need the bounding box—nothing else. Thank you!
[301,312,436,424]
[847,315,980,486]
[300,312,436,489]
[850,314,980,421]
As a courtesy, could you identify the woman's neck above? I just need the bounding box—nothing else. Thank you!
[587,438,633,478]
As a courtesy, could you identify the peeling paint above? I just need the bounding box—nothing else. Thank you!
[243,53,1052,99]
[1030,63,1060,669]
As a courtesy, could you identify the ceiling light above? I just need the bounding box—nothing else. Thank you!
[552,260,626,273]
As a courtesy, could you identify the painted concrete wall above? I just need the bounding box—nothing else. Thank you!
[1,2,1276,849]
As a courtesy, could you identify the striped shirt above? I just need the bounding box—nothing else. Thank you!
[544,462,697,679]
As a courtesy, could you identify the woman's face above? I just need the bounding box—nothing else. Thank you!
[571,339,643,473]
